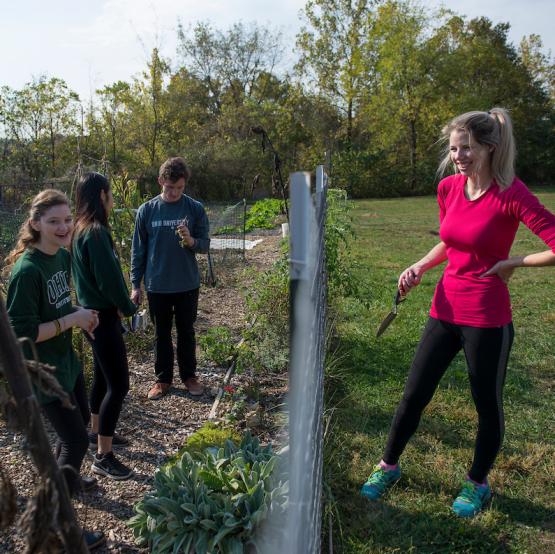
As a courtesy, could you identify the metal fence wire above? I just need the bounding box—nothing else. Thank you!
[286,166,328,553]
[195,200,246,286]
[111,199,247,287]
[0,210,27,267]
[205,200,246,250]
[0,195,247,290]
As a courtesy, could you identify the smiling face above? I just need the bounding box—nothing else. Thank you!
[31,203,73,254]
[449,129,493,178]
[159,177,186,203]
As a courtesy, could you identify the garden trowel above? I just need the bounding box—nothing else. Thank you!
[376,289,406,337]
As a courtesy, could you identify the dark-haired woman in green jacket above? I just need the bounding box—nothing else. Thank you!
[72,172,137,481]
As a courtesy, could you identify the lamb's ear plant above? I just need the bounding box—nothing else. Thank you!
[128,432,288,553]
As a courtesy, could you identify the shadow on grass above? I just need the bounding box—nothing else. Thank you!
[325,332,553,553]
[493,493,555,530]
[327,488,512,554]
[331,336,474,449]
[327,472,554,554]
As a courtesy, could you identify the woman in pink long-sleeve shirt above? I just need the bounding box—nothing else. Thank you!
[361,108,555,517]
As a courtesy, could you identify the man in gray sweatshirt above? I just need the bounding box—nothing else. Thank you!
[130,157,209,399]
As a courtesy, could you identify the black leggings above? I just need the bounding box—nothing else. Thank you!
[43,371,90,495]
[87,308,130,436]
[383,317,514,483]
[147,289,199,384]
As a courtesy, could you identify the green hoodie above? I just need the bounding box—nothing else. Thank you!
[71,225,136,316]
[6,248,81,404]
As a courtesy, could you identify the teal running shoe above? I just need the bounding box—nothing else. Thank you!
[452,479,491,517]
[361,464,401,500]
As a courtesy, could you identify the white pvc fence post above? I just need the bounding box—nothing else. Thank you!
[288,171,317,554]
[289,172,311,282]
[261,169,326,554]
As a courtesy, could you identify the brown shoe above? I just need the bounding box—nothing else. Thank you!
[147,382,171,400]
[184,377,204,396]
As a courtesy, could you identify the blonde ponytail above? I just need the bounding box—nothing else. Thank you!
[438,107,517,189]
[489,107,516,188]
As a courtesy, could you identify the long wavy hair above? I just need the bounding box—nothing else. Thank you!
[72,172,111,248]
[438,107,516,189]
[4,189,69,276]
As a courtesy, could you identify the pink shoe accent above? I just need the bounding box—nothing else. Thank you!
[467,475,488,487]
[379,460,399,471]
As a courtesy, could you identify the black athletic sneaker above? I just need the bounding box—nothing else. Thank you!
[88,431,130,451]
[84,529,105,550]
[91,452,133,480]
[79,475,98,492]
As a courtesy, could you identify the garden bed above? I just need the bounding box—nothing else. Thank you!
[0,233,287,553]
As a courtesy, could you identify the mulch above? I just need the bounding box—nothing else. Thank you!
[0,233,286,553]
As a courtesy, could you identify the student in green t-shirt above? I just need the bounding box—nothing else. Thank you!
[5,189,105,550]
[72,172,137,481]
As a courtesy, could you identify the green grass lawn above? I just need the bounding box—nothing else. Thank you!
[324,189,555,554]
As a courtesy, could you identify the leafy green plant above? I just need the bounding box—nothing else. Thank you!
[245,199,284,232]
[108,173,145,279]
[198,326,236,367]
[128,432,288,553]
[224,395,248,424]
[212,224,239,236]
[325,188,367,303]
[236,188,363,375]
[237,248,289,373]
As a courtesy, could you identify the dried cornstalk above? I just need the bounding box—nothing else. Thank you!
[18,476,61,554]
[0,461,17,529]
[0,298,87,553]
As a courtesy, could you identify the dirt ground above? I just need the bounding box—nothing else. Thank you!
[0,233,286,553]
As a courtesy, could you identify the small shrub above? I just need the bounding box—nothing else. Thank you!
[128,432,288,553]
[235,187,361,375]
[164,423,242,468]
[178,422,241,458]
[326,188,369,306]
[237,250,289,373]
[198,327,236,367]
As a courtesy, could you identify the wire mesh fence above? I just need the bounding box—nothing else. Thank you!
[112,199,248,288]
[0,181,73,212]
[198,200,246,286]
[285,166,328,553]
[0,210,27,282]
[0,194,248,291]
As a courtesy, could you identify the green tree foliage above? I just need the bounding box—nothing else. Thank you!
[92,81,132,171]
[1,2,553,196]
[519,34,555,104]
[0,77,80,181]
[436,15,555,185]
[359,1,452,195]
[177,21,283,106]
[296,0,375,144]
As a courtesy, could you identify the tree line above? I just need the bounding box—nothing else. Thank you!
[1,0,553,199]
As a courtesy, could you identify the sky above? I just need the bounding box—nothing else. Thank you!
[1,0,553,100]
